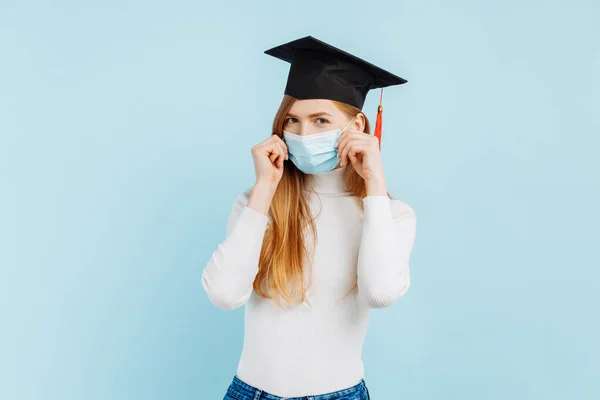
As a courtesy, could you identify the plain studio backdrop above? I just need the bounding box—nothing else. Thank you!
[1,1,598,399]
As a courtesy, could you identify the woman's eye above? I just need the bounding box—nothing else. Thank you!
[316,118,329,124]
[285,117,298,124]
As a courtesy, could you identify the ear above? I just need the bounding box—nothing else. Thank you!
[353,112,367,132]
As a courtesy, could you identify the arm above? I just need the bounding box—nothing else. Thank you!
[201,183,275,310]
[357,196,417,308]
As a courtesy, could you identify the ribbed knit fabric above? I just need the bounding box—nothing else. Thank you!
[201,167,417,397]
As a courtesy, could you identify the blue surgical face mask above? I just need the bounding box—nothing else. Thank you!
[283,119,354,175]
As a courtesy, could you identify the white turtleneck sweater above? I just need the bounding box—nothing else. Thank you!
[201,167,417,397]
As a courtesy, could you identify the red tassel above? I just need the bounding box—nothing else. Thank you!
[374,88,383,149]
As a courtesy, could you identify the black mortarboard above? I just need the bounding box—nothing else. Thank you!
[264,35,407,147]
[264,35,406,110]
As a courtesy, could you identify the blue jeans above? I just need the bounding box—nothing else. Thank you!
[223,375,371,400]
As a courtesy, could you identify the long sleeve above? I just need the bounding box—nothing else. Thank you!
[201,190,270,310]
[357,196,417,308]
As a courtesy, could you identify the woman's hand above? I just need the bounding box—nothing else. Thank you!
[251,134,288,188]
[335,130,387,195]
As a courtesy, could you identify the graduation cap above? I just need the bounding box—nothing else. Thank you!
[264,35,407,147]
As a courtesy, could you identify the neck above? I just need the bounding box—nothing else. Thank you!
[304,166,349,194]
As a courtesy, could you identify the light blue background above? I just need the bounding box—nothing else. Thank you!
[1,1,598,399]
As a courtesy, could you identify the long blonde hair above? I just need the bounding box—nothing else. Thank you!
[253,95,388,308]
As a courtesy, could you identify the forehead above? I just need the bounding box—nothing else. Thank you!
[287,99,339,116]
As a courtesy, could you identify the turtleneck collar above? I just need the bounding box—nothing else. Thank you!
[304,166,350,194]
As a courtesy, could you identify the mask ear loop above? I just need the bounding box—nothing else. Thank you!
[340,118,355,134]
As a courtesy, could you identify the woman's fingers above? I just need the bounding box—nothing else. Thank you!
[274,140,286,168]
[275,135,289,159]
[268,145,278,163]
[340,139,360,167]
[250,134,289,186]
[337,132,369,166]
[274,145,283,168]
[272,137,285,168]
[279,142,288,167]
[270,146,281,165]
[335,130,360,148]
[267,135,288,168]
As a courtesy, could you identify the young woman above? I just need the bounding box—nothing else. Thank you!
[202,36,417,400]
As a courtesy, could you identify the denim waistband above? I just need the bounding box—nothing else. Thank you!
[228,375,367,400]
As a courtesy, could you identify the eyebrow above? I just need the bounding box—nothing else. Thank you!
[285,112,332,118]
